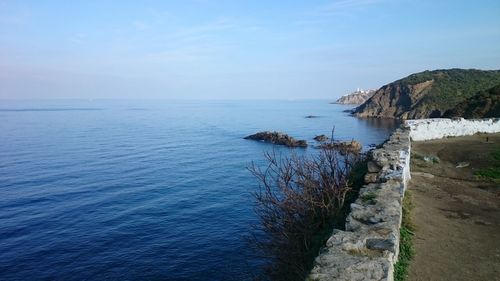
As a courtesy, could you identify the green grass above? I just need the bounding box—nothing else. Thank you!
[411,153,425,161]
[474,149,500,183]
[492,149,500,162]
[360,192,377,204]
[394,191,415,281]
[475,168,500,181]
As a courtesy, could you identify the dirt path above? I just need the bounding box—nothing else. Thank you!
[407,133,500,281]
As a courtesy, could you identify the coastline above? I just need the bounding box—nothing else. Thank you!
[308,118,500,281]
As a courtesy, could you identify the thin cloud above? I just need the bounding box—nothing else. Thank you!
[0,9,30,25]
[133,20,150,31]
[69,33,87,44]
[308,0,386,16]
[322,0,384,11]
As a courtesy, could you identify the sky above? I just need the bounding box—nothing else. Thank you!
[1,0,500,100]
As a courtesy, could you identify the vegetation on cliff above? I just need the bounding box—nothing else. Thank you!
[354,69,500,119]
[443,84,500,118]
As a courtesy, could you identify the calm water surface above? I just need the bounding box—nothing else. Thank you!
[0,100,398,280]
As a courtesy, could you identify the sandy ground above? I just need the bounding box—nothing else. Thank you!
[407,133,500,281]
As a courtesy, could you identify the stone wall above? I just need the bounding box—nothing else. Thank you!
[309,127,411,281]
[308,118,500,281]
[407,118,500,141]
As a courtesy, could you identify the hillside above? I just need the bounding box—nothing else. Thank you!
[443,84,500,118]
[354,69,500,119]
[334,89,375,105]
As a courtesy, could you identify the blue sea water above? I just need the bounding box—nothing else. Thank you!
[0,100,398,281]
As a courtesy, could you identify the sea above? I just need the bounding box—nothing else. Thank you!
[0,100,398,280]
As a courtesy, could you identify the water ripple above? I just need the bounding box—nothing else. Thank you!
[0,100,397,280]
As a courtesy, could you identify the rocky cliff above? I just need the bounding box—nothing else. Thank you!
[334,89,375,105]
[354,69,500,119]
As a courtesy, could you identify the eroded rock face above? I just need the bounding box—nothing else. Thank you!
[354,80,434,120]
[244,131,308,147]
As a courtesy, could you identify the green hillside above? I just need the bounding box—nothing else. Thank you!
[443,84,500,118]
[354,69,500,119]
[395,69,500,109]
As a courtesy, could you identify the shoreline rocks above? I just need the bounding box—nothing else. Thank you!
[319,140,362,153]
[244,131,308,147]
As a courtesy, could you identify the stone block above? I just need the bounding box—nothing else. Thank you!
[364,173,379,183]
[367,161,381,173]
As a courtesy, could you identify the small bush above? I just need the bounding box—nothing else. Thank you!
[248,139,364,281]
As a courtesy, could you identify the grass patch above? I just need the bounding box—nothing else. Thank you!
[475,168,500,181]
[492,149,500,162]
[411,153,425,161]
[360,192,377,204]
[474,148,500,183]
[394,191,415,281]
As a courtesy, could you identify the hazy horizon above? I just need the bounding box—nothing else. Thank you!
[1,0,500,100]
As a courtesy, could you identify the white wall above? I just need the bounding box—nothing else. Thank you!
[406,118,500,141]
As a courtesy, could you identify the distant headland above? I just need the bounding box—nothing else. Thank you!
[352,68,500,119]
[333,88,376,105]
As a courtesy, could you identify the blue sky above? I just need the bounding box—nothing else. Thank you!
[1,0,500,99]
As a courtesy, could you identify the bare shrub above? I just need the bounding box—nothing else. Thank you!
[248,139,364,281]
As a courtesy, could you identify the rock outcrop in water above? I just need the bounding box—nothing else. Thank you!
[319,140,362,153]
[244,131,308,147]
[354,69,500,119]
[314,135,362,153]
[314,135,329,142]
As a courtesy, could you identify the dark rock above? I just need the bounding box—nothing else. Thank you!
[314,134,330,142]
[244,131,308,148]
[366,238,395,252]
[367,161,381,173]
[319,140,362,153]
